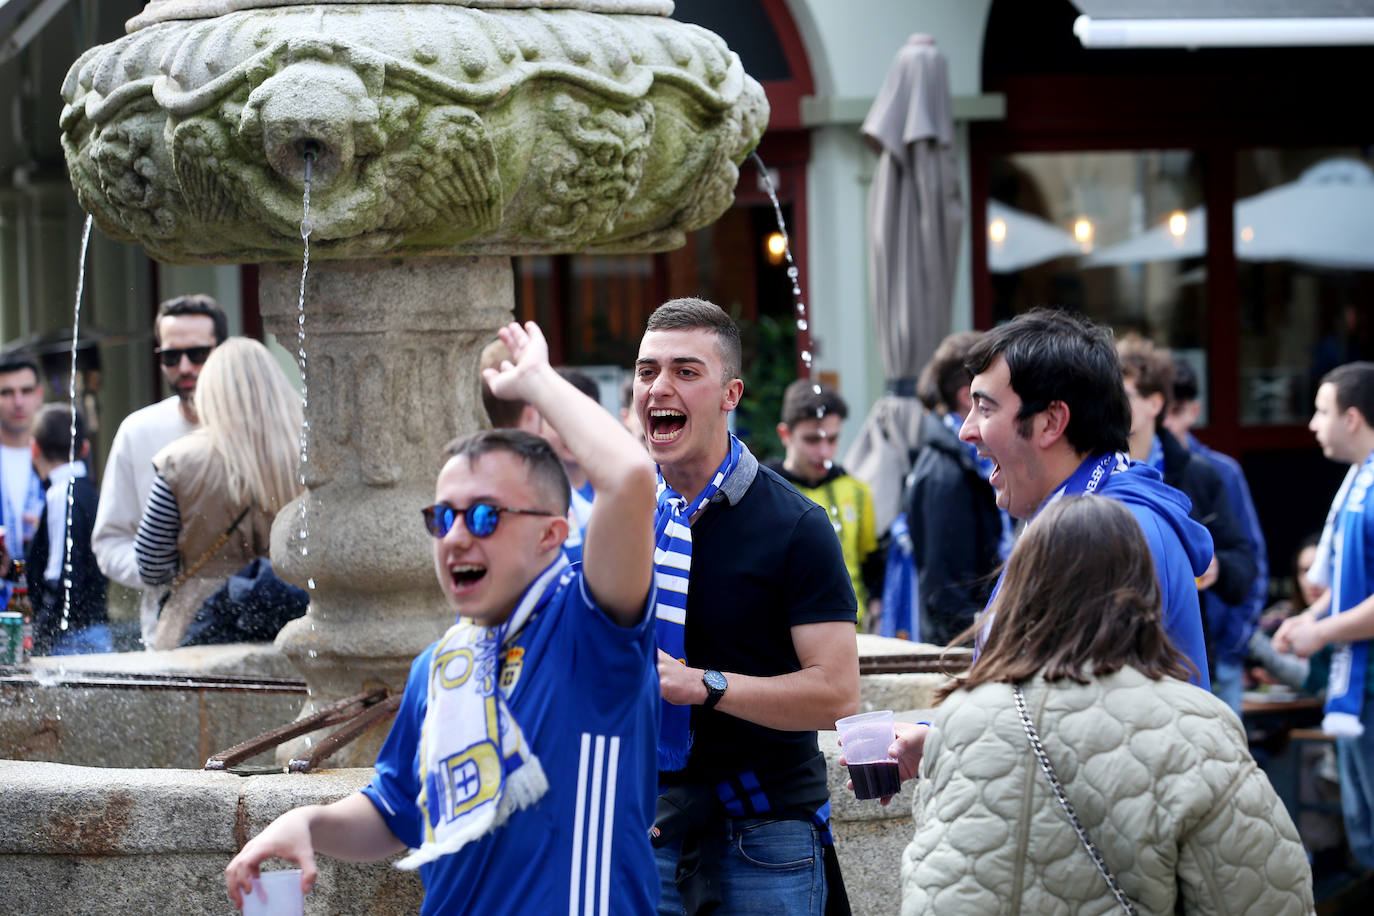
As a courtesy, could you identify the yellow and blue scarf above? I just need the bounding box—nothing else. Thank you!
[396,556,570,869]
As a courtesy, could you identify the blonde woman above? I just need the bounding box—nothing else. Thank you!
[136,337,303,649]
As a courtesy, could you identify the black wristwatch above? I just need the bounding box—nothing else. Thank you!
[701,669,727,709]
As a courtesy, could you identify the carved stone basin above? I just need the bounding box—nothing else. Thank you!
[60,0,768,262]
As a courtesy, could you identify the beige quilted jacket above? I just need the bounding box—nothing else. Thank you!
[901,667,1314,915]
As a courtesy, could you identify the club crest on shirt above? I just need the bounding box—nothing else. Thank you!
[500,646,525,691]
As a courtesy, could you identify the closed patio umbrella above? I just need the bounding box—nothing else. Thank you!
[846,34,964,532]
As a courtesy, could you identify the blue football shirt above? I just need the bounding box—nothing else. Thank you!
[363,563,660,915]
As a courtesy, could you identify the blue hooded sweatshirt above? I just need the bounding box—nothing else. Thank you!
[1097,459,1214,690]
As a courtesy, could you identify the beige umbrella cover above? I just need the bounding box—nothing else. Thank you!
[846,34,963,532]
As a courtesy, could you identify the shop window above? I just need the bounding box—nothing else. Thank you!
[1235,147,1374,426]
[988,148,1208,357]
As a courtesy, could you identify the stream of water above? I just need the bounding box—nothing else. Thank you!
[297,151,315,592]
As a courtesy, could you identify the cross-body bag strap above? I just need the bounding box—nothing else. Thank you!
[163,505,252,598]
[1013,682,1139,915]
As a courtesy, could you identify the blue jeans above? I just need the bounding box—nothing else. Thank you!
[50,623,114,656]
[1211,657,1244,717]
[655,816,825,916]
[1337,699,1374,869]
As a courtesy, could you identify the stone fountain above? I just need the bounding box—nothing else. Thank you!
[0,4,952,911]
[59,0,767,767]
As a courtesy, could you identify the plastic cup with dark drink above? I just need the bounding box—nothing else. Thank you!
[836,710,900,800]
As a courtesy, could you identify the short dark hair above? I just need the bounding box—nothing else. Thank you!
[644,298,742,383]
[556,367,601,403]
[34,403,86,464]
[1322,361,1374,427]
[939,495,1194,699]
[780,379,847,428]
[1116,335,1175,419]
[1171,356,1199,405]
[155,294,228,346]
[965,308,1130,455]
[620,374,635,411]
[479,338,527,429]
[920,331,982,414]
[0,353,41,380]
[441,428,571,515]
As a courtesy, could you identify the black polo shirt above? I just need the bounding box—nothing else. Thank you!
[666,457,857,789]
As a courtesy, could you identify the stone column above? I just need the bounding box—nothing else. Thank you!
[258,255,511,766]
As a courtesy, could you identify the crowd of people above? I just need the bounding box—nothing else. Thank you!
[4,293,1370,913]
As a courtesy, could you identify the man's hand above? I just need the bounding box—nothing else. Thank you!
[1275,616,1328,659]
[482,321,551,404]
[838,721,930,807]
[1195,555,1219,591]
[224,808,318,909]
[1273,607,1322,655]
[657,650,706,706]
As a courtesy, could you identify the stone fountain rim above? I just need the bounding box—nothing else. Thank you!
[129,0,676,33]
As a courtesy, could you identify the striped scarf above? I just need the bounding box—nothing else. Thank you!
[654,434,743,772]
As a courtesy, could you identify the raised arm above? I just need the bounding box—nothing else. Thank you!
[483,321,656,627]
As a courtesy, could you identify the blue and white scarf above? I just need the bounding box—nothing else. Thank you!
[397,556,570,870]
[944,412,1017,561]
[1320,451,1374,738]
[654,434,743,772]
[978,452,1128,652]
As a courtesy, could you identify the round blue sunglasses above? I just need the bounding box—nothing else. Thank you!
[421,502,556,539]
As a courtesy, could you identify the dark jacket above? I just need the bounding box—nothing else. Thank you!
[29,474,108,654]
[1159,429,1257,609]
[904,412,1002,646]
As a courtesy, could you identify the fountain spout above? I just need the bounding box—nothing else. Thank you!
[242,56,383,192]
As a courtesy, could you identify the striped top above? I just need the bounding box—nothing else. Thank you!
[134,473,181,586]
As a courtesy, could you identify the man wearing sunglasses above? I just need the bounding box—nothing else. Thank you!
[92,294,227,647]
[226,320,662,915]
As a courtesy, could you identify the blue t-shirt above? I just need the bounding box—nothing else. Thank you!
[362,564,660,916]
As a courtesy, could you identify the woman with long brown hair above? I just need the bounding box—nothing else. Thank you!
[900,496,1312,915]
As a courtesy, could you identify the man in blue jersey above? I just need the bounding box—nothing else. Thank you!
[225,321,661,915]
[877,309,1215,800]
[1274,361,1374,868]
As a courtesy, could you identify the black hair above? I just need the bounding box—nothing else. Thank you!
[779,379,848,428]
[556,367,601,403]
[34,403,86,464]
[441,428,571,515]
[965,308,1130,454]
[0,353,41,379]
[921,331,982,414]
[1171,356,1199,404]
[155,294,228,346]
[1321,361,1374,426]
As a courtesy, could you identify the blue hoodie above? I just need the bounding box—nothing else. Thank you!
[1098,460,1214,690]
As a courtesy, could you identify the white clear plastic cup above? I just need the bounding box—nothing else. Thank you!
[836,710,899,800]
[242,869,305,916]
[835,710,894,764]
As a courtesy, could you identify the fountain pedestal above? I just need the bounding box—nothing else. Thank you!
[259,255,512,765]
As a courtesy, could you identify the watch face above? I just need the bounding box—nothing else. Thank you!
[704,670,727,692]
